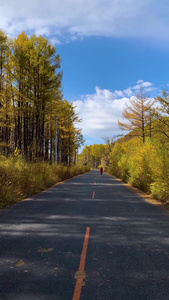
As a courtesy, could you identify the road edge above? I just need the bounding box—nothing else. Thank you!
[105,171,163,206]
[0,170,92,211]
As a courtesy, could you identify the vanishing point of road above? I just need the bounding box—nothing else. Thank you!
[0,170,169,300]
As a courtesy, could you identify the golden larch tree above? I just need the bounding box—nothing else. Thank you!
[118,90,154,143]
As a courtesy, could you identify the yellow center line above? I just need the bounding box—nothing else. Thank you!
[72,227,90,300]
[94,182,96,185]
[92,191,95,199]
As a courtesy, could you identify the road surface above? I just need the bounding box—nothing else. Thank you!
[0,170,169,299]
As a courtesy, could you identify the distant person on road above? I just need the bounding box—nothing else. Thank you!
[100,167,103,175]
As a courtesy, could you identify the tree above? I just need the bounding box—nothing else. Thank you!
[74,131,84,163]
[0,30,84,164]
[118,90,154,143]
[155,91,169,140]
[0,30,13,155]
[79,144,105,168]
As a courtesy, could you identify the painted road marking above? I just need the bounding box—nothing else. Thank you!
[72,227,90,300]
[92,191,95,199]
[94,182,96,185]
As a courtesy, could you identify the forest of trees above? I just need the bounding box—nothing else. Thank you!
[2,28,169,206]
[0,30,84,164]
[79,141,111,169]
[80,90,169,203]
[0,29,90,208]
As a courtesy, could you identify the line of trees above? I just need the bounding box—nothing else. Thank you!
[79,143,105,168]
[79,89,169,202]
[80,89,169,168]
[0,30,84,163]
[79,140,113,168]
[117,89,169,143]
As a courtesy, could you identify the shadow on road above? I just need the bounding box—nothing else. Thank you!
[0,170,169,299]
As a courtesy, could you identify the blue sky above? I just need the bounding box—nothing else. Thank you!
[1,0,169,147]
[58,37,169,101]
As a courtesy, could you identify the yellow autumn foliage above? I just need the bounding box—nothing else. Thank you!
[107,137,169,202]
[0,157,90,208]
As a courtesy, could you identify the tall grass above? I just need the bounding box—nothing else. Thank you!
[0,156,90,208]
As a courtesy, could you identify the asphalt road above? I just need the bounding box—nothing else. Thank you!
[1,170,169,300]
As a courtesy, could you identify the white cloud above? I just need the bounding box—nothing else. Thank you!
[74,81,156,142]
[113,90,124,98]
[132,80,152,91]
[133,80,157,93]
[144,87,157,92]
[74,87,128,139]
[1,0,169,43]
[137,80,152,87]
[49,37,62,46]
[123,87,133,97]
[35,27,50,36]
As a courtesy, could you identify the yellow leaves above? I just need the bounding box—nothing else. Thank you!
[37,248,54,253]
[74,271,86,280]
[16,260,25,267]
[15,31,28,47]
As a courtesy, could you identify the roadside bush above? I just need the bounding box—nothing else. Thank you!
[150,145,169,202]
[0,157,90,208]
[108,143,125,177]
[109,138,160,194]
[118,153,130,182]
[128,141,155,192]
